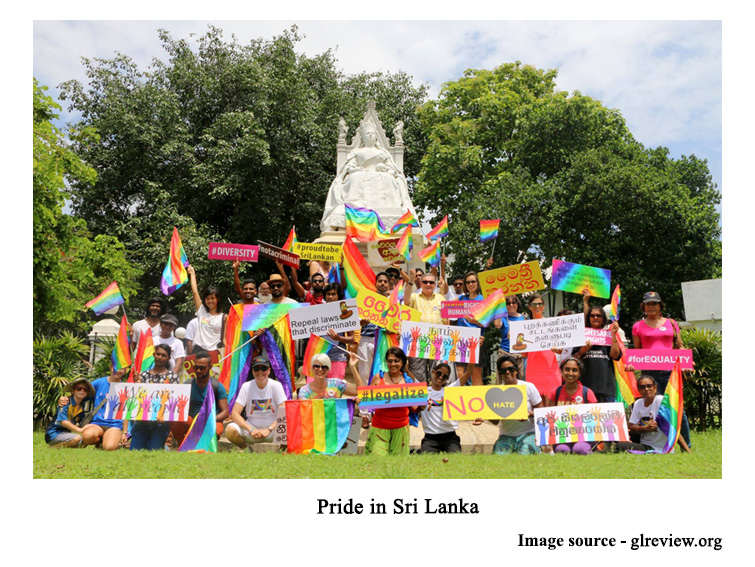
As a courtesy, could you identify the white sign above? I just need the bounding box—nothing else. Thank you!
[398,320,482,363]
[509,314,586,353]
[287,299,360,341]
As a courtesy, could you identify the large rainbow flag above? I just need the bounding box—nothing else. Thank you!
[111,315,132,372]
[85,281,124,315]
[342,236,376,299]
[219,304,254,409]
[260,328,294,400]
[303,334,336,375]
[127,329,155,383]
[614,340,639,408]
[344,203,389,242]
[369,328,400,385]
[282,227,298,252]
[391,210,418,235]
[271,316,296,397]
[285,398,356,454]
[657,359,684,453]
[426,215,449,241]
[480,219,500,243]
[470,288,507,326]
[178,381,217,453]
[160,227,189,295]
[417,240,440,267]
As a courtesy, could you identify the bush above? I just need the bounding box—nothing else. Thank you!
[681,328,722,430]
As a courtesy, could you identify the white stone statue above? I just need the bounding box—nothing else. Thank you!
[320,113,416,233]
[338,117,348,143]
[393,120,404,146]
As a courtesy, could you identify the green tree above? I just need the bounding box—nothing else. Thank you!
[33,79,139,333]
[415,62,721,323]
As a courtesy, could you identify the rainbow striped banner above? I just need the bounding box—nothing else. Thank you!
[271,316,297,399]
[285,398,356,454]
[357,382,428,411]
[369,328,400,385]
[610,284,621,321]
[219,304,253,409]
[303,333,336,375]
[85,281,124,316]
[342,236,377,299]
[470,288,507,326]
[282,227,298,252]
[480,219,500,243]
[391,210,418,235]
[111,315,132,372]
[178,379,217,453]
[657,359,684,453]
[127,328,155,383]
[418,240,440,267]
[426,215,449,241]
[395,225,413,261]
[344,203,389,242]
[160,227,190,295]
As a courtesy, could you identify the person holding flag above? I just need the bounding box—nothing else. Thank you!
[298,351,364,400]
[627,375,672,452]
[187,265,226,354]
[455,270,488,385]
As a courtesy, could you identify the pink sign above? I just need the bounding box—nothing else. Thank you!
[208,242,259,262]
[624,349,693,370]
[584,328,613,346]
[441,301,476,319]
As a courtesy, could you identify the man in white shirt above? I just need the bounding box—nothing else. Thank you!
[131,297,165,344]
[154,314,186,372]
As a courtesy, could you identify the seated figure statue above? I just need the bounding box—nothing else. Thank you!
[320,117,416,233]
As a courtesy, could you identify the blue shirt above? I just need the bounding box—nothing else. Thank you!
[45,398,92,442]
[90,377,123,429]
[189,379,228,418]
[457,294,484,328]
[499,315,525,352]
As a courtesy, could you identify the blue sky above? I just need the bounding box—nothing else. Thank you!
[33,20,722,201]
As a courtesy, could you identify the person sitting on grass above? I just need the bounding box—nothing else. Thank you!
[46,378,95,448]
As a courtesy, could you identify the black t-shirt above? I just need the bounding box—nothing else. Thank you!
[581,345,616,398]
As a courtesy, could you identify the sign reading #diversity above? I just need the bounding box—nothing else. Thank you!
[398,321,481,363]
[287,299,360,341]
[357,382,428,411]
[508,314,586,353]
[208,242,259,262]
[478,261,546,298]
[551,259,611,299]
[443,385,528,420]
[533,403,630,446]
[624,349,694,370]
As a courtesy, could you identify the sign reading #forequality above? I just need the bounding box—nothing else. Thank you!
[508,314,586,353]
[624,349,694,371]
[443,385,528,420]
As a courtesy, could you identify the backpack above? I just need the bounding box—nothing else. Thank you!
[554,385,590,405]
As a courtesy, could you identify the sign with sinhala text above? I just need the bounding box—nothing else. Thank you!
[356,288,420,334]
[478,261,546,298]
[533,403,630,445]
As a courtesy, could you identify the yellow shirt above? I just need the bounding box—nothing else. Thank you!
[408,292,448,325]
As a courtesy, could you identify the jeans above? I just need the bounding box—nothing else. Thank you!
[130,421,171,451]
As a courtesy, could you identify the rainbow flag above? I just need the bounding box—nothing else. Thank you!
[391,210,418,235]
[127,329,155,383]
[614,340,639,409]
[480,219,500,243]
[610,284,621,321]
[178,380,217,453]
[282,227,298,252]
[219,304,254,409]
[327,262,342,286]
[426,215,449,241]
[303,334,336,375]
[344,203,388,242]
[342,237,377,299]
[85,281,124,316]
[241,302,299,332]
[417,240,440,267]
[160,227,189,295]
[111,315,132,372]
[470,288,507,326]
[369,328,400,385]
[395,225,413,261]
[381,279,406,319]
[657,359,684,453]
[285,398,356,454]
[270,316,296,398]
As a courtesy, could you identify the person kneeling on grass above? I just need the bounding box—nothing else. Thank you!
[225,355,288,451]
[46,378,95,448]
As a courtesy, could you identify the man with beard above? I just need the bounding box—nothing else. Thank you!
[290,270,326,305]
[267,274,298,305]
[132,297,166,345]
[232,259,258,305]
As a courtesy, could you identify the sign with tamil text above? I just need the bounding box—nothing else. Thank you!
[508,314,586,353]
[534,403,630,445]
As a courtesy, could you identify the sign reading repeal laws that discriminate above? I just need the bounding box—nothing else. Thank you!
[287,299,360,341]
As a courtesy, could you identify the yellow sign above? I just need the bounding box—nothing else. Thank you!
[478,261,546,298]
[356,288,420,334]
[443,385,528,420]
[293,242,343,263]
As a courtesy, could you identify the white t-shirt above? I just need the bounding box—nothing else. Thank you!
[498,380,542,437]
[132,319,160,345]
[234,379,287,429]
[193,305,224,351]
[184,318,199,342]
[154,334,186,370]
[629,395,670,452]
[422,380,459,435]
[272,297,298,305]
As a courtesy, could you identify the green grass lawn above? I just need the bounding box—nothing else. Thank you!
[33,429,722,479]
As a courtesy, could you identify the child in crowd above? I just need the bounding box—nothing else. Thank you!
[45,378,95,448]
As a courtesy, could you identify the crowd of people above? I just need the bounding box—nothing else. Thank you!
[47,253,691,457]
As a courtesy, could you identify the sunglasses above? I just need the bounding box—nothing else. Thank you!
[499,366,517,374]
[195,365,210,371]
[74,386,89,391]
[386,359,402,364]
[530,302,544,307]
[421,280,436,285]
[252,366,269,372]
[590,313,604,318]
[506,301,518,305]
[465,280,478,285]
[312,364,328,370]
[638,384,656,390]
[433,370,450,379]
[269,283,283,288]
[312,279,325,284]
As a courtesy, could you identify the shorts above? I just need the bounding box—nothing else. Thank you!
[493,432,540,455]
[226,422,275,445]
[46,432,81,446]
[420,431,461,454]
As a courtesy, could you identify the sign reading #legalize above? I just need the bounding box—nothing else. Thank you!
[357,382,428,411]
[443,385,528,420]
[478,261,546,298]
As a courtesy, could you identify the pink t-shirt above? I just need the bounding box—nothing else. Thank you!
[547,382,598,405]
[632,319,678,350]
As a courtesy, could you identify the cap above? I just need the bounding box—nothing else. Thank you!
[160,313,179,326]
[251,355,271,369]
[642,291,663,303]
[64,378,95,397]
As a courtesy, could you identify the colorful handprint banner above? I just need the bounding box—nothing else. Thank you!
[398,321,481,363]
[551,259,611,299]
[533,403,630,445]
[103,383,191,422]
[478,260,546,298]
[443,385,528,420]
[509,314,586,353]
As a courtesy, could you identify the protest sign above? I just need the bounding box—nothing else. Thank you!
[533,402,630,445]
[509,314,586,353]
[585,327,613,346]
[103,383,191,422]
[208,242,259,262]
[443,385,528,420]
[366,238,401,264]
[624,349,694,370]
[287,299,360,340]
[241,302,300,332]
[356,288,420,334]
[478,261,546,297]
[357,382,428,411]
[441,300,476,319]
[257,240,300,269]
[181,351,220,382]
[398,320,481,363]
[551,259,611,299]
[293,242,343,263]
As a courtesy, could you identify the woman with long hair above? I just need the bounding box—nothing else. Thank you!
[187,265,226,354]
[574,305,622,402]
[455,270,487,385]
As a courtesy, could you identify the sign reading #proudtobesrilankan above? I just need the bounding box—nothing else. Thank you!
[533,403,630,446]
[443,385,528,420]
[356,288,420,334]
[478,260,546,298]
[257,240,300,269]
[508,313,586,353]
[624,349,694,370]
[287,299,360,341]
[551,259,611,299]
[207,242,259,262]
[357,382,428,411]
[293,242,343,263]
